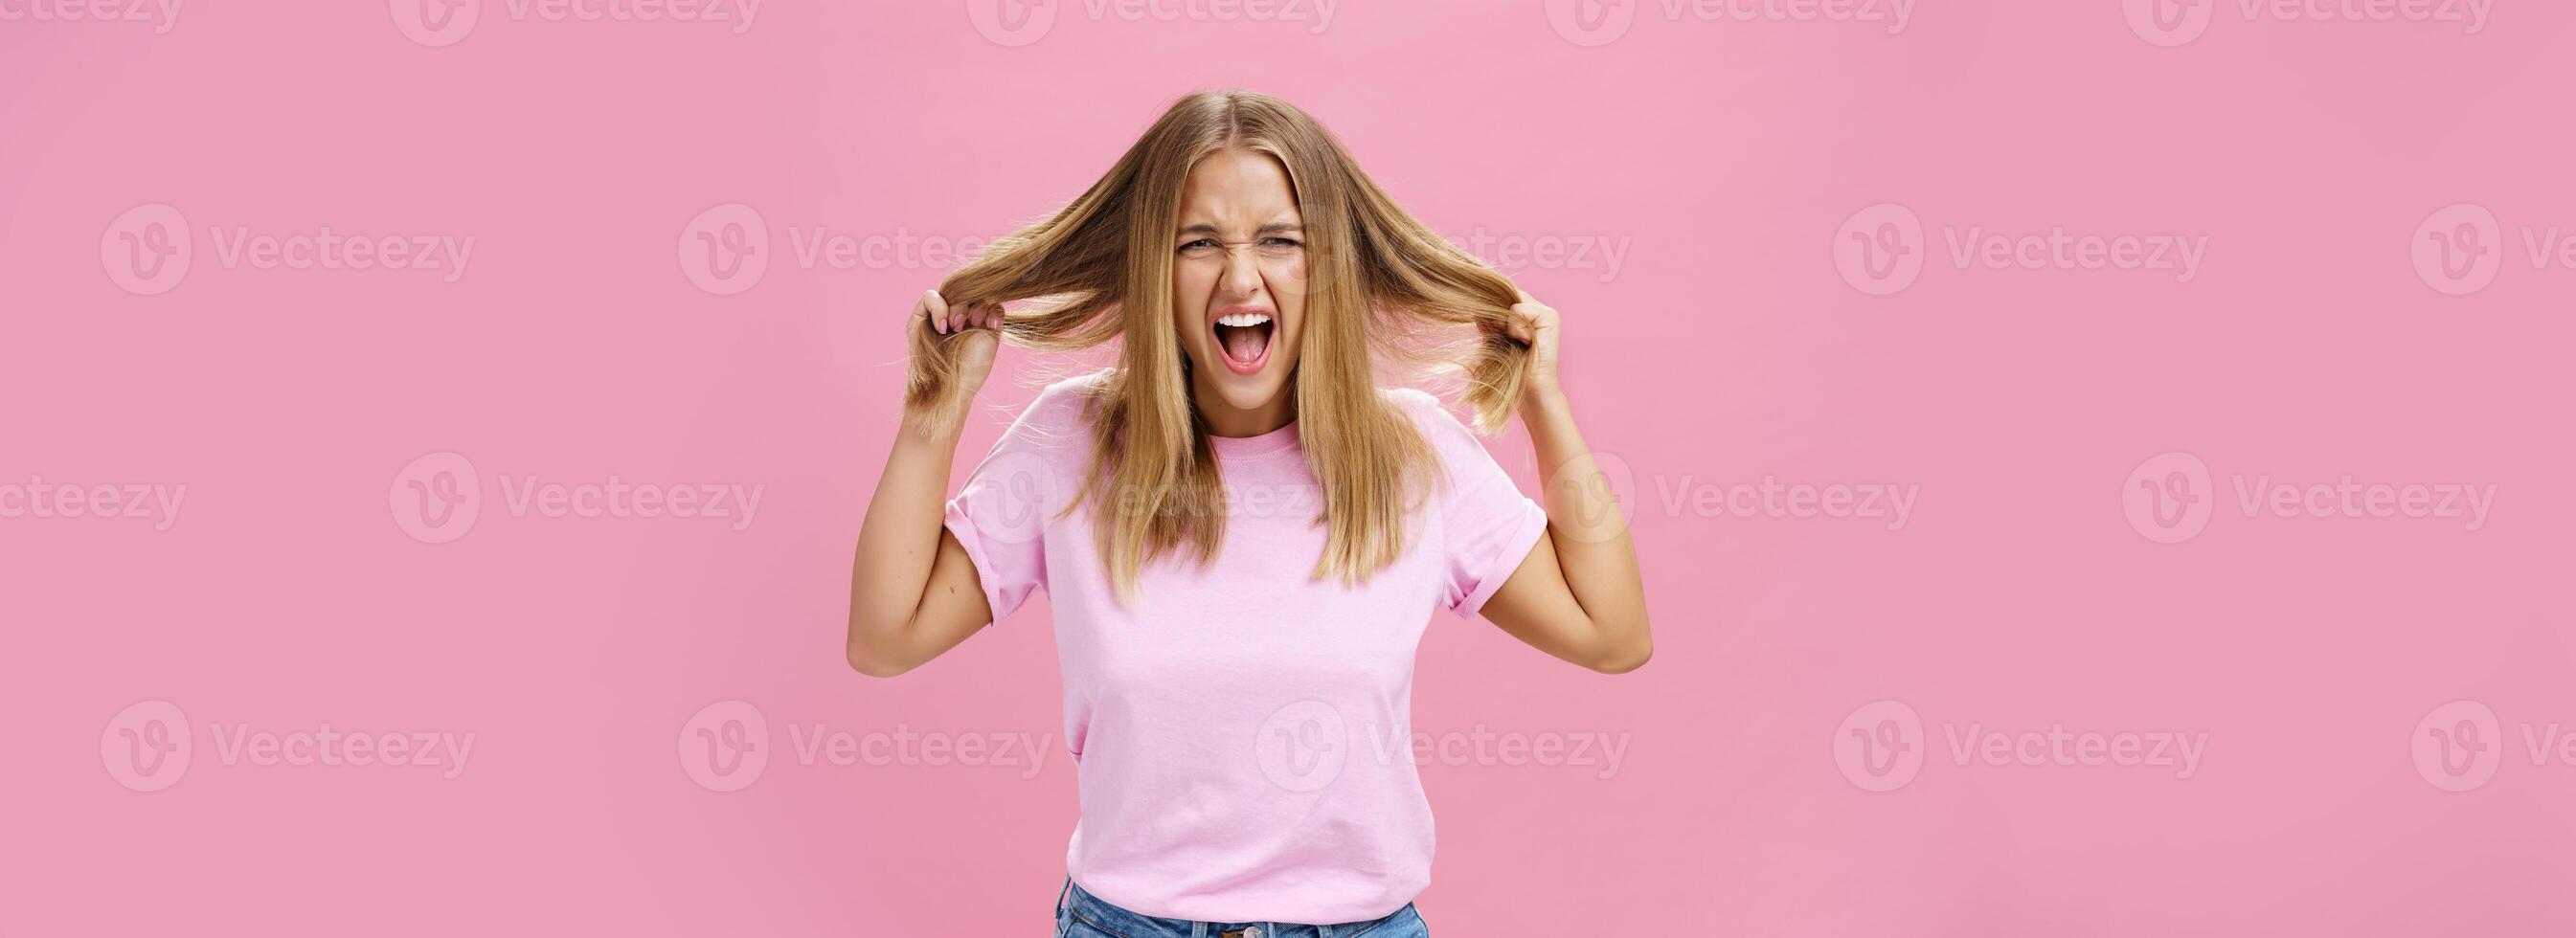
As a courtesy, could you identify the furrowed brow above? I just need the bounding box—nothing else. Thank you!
[1175,221,1304,239]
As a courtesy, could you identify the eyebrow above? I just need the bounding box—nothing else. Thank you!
[1176,222,1304,238]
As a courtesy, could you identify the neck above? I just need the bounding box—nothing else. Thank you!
[1190,371,1296,438]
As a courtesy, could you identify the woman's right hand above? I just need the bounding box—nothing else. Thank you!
[914,289,1002,415]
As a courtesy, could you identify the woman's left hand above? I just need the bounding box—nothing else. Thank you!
[1504,288,1563,409]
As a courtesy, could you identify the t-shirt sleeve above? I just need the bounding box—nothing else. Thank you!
[1410,393,1550,619]
[941,382,1084,624]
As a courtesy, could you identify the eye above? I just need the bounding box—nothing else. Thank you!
[1260,236,1303,249]
[1177,238,1221,252]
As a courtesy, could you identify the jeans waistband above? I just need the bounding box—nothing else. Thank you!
[1054,876,1415,938]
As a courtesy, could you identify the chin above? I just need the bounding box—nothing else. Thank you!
[1208,369,1292,413]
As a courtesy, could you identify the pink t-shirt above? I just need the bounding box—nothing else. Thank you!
[942,370,1548,925]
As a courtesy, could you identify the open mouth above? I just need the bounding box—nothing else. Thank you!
[1212,310,1275,374]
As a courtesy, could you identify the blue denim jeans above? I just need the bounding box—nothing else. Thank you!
[1052,877,1430,937]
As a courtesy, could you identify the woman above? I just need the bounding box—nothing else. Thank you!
[847,89,1651,937]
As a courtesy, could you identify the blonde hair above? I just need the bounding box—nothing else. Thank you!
[911,89,1529,596]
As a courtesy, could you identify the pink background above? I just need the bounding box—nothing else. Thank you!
[8,1,2574,934]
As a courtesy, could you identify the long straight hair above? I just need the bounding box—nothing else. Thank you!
[911,89,1529,597]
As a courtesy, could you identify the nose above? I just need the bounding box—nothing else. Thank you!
[1219,244,1264,299]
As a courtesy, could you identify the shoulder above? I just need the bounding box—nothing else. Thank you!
[1011,368,1113,431]
[1037,368,1113,408]
[1380,385,1478,443]
[975,368,1111,468]
[1378,385,1502,487]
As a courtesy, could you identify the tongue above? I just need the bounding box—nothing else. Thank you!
[1219,324,1268,364]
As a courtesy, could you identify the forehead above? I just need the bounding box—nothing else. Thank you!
[1176,148,1300,224]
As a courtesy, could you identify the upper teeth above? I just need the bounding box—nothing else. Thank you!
[1217,312,1272,327]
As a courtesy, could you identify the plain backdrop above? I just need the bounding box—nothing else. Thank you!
[8,1,2576,934]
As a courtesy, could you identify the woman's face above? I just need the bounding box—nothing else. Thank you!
[1170,146,1307,432]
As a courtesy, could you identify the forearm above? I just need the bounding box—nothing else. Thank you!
[1523,391,1652,662]
[847,413,966,660]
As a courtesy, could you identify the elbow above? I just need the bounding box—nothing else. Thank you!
[1589,645,1652,675]
[1586,624,1653,674]
[846,642,917,679]
[844,621,918,679]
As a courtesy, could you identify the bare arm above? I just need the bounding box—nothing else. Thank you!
[846,292,1003,678]
[1476,292,1654,674]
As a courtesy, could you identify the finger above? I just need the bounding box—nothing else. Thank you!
[927,289,954,333]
